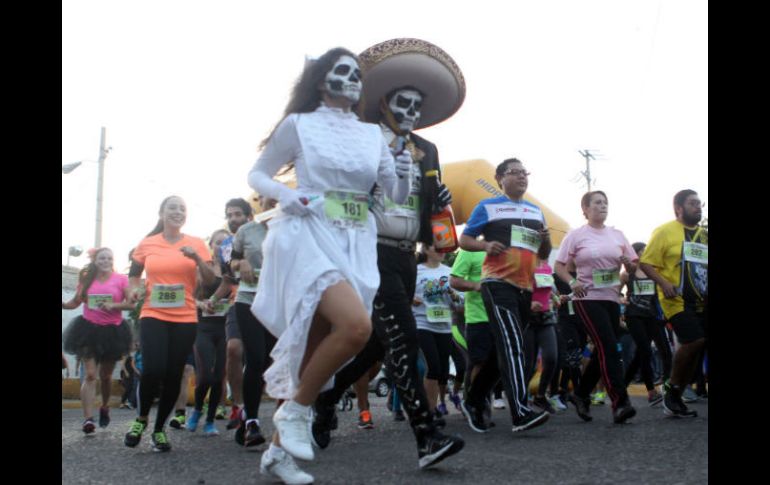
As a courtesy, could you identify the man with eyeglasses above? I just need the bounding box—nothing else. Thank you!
[459,158,551,434]
[639,189,707,418]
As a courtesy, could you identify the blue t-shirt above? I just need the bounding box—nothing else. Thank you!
[463,196,546,291]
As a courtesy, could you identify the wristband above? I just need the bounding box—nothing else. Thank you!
[569,278,578,288]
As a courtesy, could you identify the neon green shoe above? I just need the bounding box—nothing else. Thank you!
[215,405,227,420]
[124,419,147,447]
[591,391,607,405]
[168,413,186,429]
[151,431,171,452]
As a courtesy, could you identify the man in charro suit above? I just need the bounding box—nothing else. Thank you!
[311,38,467,469]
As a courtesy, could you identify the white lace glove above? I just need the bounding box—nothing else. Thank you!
[394,151,413,179]
[278,186,311,216]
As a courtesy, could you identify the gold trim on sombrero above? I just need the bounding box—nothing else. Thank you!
[359,38,465,130]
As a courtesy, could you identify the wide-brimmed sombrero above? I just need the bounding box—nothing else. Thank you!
[359,38,465,130]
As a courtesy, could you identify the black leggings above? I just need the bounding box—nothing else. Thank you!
[417,330,452,383]
[193,317,226,422]
[523,321,558,397]
[316,245,433,438]
[236,302,276,422]
[138,318,197,432]
[574,300,629,409]
[623,316,672,391]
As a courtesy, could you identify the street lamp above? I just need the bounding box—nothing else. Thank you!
[62,127,111,248]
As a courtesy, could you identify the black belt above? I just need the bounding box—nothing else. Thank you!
[377,237,416,252]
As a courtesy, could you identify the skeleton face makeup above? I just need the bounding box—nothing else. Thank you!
[387,89,423,133]
[324,55,362,103]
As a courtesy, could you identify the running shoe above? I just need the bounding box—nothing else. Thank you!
[311,401,336,450]
[82,418,96,434]
[357,410,374,429]
[437,402,449,416]
[548,394,568,412]
[168,411,186,429]
[226,405,241,430]
[648,391,664,407]
[532,396,557,415]
[493,398,506,409]
[417,427,465,469]
[460,400,489,433]
[612,402,637,424]
[124,419,147,447]
[394,410,406,421]
[98,406,110,428]
[591,391,607,405]
[448,392,462,411]
[186,409,203,432]
[568,393,593,422]
[203,421,219,436]
[151,431,171,452]
[433,410,447,430]
[244,419,266,448]
[682,386,699,403]
[663,383,698,418]
[273,401,314,461]
[260,445,314,485]
[215,405,227,420]
[511,409,549,433]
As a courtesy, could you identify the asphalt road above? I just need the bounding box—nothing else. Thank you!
[62,394,707,484]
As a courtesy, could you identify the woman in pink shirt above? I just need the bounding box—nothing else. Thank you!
[554,191,639,424]
[63,247,135,434]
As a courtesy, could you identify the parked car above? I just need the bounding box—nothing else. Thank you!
[368,366,390,397]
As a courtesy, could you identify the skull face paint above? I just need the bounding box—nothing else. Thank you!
[324,55,362,103]
[387,89,423,133]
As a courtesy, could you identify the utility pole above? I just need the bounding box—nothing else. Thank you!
[95,127,110,248]
[578,149,596,192]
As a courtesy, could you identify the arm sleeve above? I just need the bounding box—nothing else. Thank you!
[462,203,488,238]
[450,250,471,279]
[555,231,575,264]
[247,115,300,201]
[377,135,410,204]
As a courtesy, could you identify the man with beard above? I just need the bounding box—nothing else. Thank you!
[640,190,707,418]
[311,38,465,469]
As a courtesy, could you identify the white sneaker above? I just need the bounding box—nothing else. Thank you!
[548,395,567,412]
[493,398,506,409]
[273,401,314,461]
[260,445,314,484]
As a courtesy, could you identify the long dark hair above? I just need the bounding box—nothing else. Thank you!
[146,195,181,237]
[78,247,112,301]
[259,47,363,151]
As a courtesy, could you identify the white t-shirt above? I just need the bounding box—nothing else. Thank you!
[413,263,454,333]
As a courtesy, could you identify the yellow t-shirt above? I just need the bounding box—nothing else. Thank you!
[641,220,707,319]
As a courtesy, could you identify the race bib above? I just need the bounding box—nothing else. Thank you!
[426,304,452,323]
[534,273,555,288]
[633,279,656,296]
[567,300,575,315]
[682,242,708,265]
[208,301,231,317]
[237,269,260,293]
[88,294,113,309]
[384,194,420,218]
[592,269,620,289]
[324,190,369,229]
[150,284,185,308]
[510,226,541,253]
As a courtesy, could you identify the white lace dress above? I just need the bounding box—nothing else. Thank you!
[247,104,407,399]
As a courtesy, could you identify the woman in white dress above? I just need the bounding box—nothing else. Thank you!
[248,47,411,484]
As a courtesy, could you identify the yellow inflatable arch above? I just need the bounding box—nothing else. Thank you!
[246,159,570,247]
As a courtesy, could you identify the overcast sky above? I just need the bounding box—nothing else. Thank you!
[62,0,707,267]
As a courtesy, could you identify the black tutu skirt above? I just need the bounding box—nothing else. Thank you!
[63,315,133,362]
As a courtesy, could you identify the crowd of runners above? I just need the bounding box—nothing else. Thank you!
[62,40,707,485]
